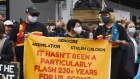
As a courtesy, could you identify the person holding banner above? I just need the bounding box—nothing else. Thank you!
[93,7,128,79]
[0,20,13,62]
[65,19,82,38]
[9,6,48,79]
[49,20,66,37]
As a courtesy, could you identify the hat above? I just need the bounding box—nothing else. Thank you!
[12,20,17,23]
[25,6,40,15]
[4,20,13,26]
[99,7,114,14]
[0,15,3,21]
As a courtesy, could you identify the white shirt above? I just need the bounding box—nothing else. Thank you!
[130,37,138,63]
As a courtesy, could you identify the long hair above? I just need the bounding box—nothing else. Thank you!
[99,14,102,22]
[109,12,116,23]
[0,20,4,39]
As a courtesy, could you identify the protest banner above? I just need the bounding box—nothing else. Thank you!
[24,36,111,79]
[0,62,20,79]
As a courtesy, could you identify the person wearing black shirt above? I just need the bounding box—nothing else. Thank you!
[93,7,128,79]
[123,21,138,79]
[0,20,13,62]
[65,19,82,38]
[9,6,48,79]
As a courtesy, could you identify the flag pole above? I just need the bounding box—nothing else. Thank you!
[102,0,107,10]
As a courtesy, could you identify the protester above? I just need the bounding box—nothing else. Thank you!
[9,6,48,79]
[4,20,14,39]
[121,16,127,28]
[12,20,18,25]
[47,25,55,36]
[121,21,138,79]
[0,20,13,62]
[65,19,82,38]
[80,23,89,38]
[80,29,93,39]
[82,31,90,39]
[55,20,66,36]
[90,24,98,37]
[134,30,140,42]
[93,7,128,79]
[89,32,93,39]
[48,20,66,37]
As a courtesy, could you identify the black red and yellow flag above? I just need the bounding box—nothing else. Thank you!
[16,18,26,46]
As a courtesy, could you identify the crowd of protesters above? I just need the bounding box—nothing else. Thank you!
[0,6,140,79]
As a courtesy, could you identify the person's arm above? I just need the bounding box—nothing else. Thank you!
[12,42,17,61]
[121,16,126,27]
[9,24,18,61]
[108,39,128,46]
[41,23,48,37]
[118,40,128,46]
[1,41,14,61]
[93,26,101,40]
[116,25,129,46]
[116,40,128,46]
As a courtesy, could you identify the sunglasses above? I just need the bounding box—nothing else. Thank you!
[30,13,39,17]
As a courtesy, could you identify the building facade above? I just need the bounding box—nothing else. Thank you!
[10,0,56,23]
[0,0,139,24]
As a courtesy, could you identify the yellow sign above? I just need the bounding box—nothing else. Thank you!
[24,36,111,79]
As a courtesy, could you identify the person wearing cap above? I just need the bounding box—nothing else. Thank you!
[4,20,13,39]
[0,20,13,62]
[93,7,128,79]
[12,20,18,25]
[9,6,48,79]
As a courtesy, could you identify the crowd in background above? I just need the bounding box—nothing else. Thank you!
[0,6,140,79]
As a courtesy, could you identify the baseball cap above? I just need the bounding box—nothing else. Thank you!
[4,20,13,26]
[99,7,114,14]
[25,6,40,15]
